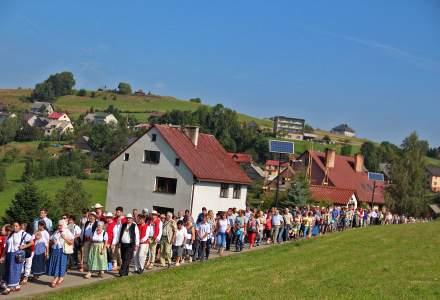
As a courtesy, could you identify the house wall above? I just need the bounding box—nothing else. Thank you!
[191,181,247,216]
[107,127,195,213]
[105,115,118,125]
[58,114,71,122]
[431,176,440,193]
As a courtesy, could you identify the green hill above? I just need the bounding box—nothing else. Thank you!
[34,221,440,299]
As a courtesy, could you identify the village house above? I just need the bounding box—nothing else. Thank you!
[31,102,54,115]
[272,115,305,140]
[106,124,252,216]
[264,159,289,180]
[426,166,440,193]
[227,153,265,182]
[331,123,356,137]
[133,123,150,132]
[84,112,118,126]
[298,149,385,206]
[44,120,74,137]
[310,185,358,208]
[47,112,71,122]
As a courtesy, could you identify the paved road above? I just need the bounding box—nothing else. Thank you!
[4,243,274,299]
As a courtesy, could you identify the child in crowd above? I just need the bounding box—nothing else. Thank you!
[172,221,186,266]
[31,231,48,279]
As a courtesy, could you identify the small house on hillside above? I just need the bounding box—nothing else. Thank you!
[47,112,71,123]
[44,120,74,137]
[84,113,118,126]
[106,124,252,216]
[227,153,265,182]
[331,124,356,137]
[426,166,440,193]
[31,102,54,115]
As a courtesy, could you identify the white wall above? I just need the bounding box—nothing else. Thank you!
[191,181,247,216]
[107,127,195,213]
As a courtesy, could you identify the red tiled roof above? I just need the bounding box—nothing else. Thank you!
[310,185,356,205]
[302,151,385,204]
[227,153,253,164]
[48,112,64,119]
[265,160,289,168]
[155,125,252,185]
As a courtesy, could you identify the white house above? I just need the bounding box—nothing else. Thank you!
[31,102,54,115]
[44,120,74,137]
[106,124,252,216]
[84,113,118,126]
[331,124,356,137]
[47,112,71,122]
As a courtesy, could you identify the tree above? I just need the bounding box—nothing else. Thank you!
[77,89,87,96]
[385,132,430,217]
[89,124,112,152]
[117,82,132,95]
[360,141,379,172]
[0,117,21,145]
[304,124,314,133]
[189,98,202,103]
[31,71,75,101]
[53,178,90,219]
[340,144,353,156]
[322,135,331,144]
[0,164,6,191]
[3,180,50,225]
[282,172,311,208]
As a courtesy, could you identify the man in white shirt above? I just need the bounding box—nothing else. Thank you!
[198,216,211,261]
[271,209,284,244]
[113,214,139,276]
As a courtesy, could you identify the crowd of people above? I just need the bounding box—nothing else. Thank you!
[0,203,429,295]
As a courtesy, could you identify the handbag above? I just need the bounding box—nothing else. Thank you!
[62,232,74,254]
[14,232,27,263]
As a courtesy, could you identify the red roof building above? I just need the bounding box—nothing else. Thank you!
[298,150,385,205]
[310,185,358,206]
[47,112,65,119]
[227,153,253,164]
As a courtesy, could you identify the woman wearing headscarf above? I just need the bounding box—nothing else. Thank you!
[84,221,108,278]
[46,220,74,288]
[0,222,33,295]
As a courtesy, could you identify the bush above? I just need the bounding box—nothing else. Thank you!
[91,91,96,98]
[189,98,202,103]
[117,82,132,95]
[77,89,87,97]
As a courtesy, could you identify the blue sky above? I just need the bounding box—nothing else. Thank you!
[1,0,439,146]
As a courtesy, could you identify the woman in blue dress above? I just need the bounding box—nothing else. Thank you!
[46,220,74,288]
[0,222,33,295]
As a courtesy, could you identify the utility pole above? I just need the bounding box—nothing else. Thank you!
[275,152,282,208]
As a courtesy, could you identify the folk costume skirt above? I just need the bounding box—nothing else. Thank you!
[31,253,46,275]
[88,242,107,271]
[5,251,24,288]
[47,247,68,277]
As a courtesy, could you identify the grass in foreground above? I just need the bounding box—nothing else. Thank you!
[35,221,440,299]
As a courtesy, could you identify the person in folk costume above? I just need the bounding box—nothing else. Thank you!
[113,214,139,277]
[46,220,74,288]
[84,221,108,278]
[80,212,98,272]
[134,214,151,274]
[0,222,33,295]
[146,210,162,270]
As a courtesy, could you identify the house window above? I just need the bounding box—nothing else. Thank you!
[175,158,180,166]
[233,185,241,199]
[143,150,160,164]
[220,184,229,198]
[124,153,129,161]
[155,177,177,194]
[151,134,157,142]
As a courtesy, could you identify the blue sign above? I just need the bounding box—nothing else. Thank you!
[368,172,385,181]
[269,140,294,154]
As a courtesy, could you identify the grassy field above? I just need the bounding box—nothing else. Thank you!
[33,221,440,299]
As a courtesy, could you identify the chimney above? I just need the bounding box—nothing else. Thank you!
[354,153,364,172]
[325,148,336,168]
[183,126,199,147]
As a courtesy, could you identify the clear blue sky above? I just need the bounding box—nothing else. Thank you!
[1,0,439,146]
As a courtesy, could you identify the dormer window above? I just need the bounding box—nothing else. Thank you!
[124,153,129,161]
[152,134,157,142]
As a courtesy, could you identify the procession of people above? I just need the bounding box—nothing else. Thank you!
[0,203,429,295]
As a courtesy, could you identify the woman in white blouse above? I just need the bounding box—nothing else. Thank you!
[84,222,108,278]
[46,220,74,288]
[0,222,33,295]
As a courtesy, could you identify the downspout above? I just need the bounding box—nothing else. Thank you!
[190,176,196,214]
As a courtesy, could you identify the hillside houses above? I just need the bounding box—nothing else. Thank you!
[31,102,54,115]
[84,112,118,126]
[331,123,356,137]
[107,124,252,215]
[227,153,265,182]
[427,166,440,193]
